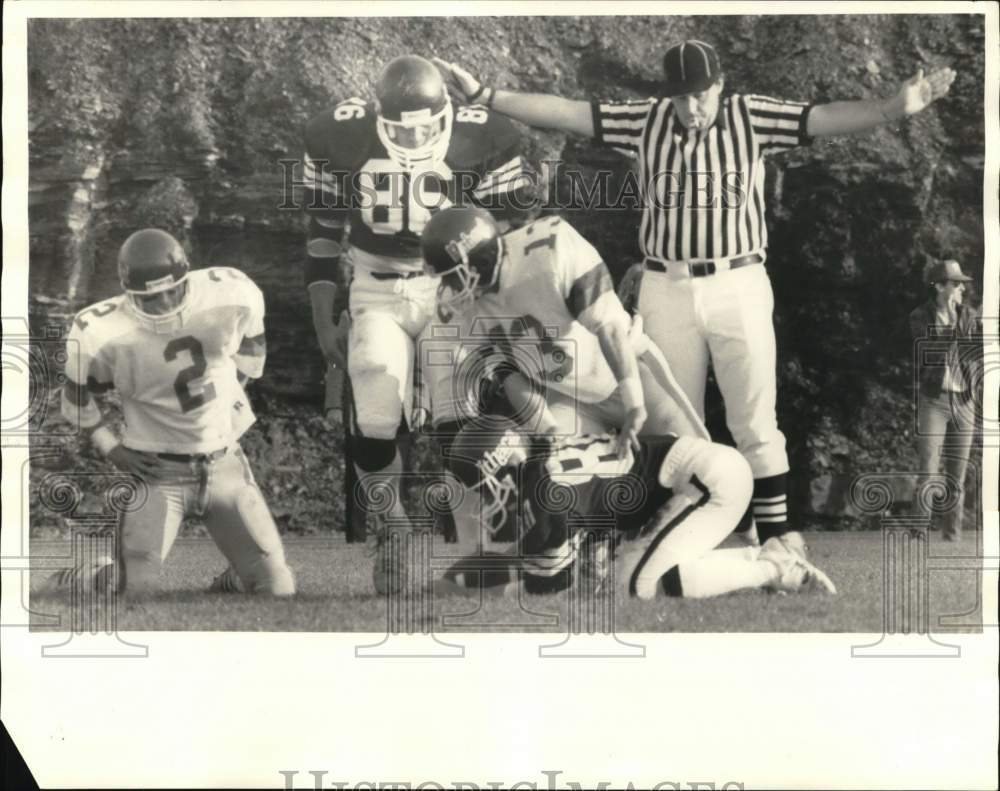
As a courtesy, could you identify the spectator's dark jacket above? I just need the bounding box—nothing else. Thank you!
[908,299,982,402]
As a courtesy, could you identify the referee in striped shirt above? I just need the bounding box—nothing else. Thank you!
[435,42,955,558]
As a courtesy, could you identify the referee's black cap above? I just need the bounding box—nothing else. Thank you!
[663,40,722,97]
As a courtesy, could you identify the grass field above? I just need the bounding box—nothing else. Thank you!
[28,531,985,634]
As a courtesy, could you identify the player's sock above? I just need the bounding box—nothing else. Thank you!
[752,473,788,543]
[733,505,754,535]
[671,549,776,598]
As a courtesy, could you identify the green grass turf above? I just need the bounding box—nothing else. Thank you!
[28,531,984,633]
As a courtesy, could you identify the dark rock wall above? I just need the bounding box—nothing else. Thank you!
[26,15,987,526]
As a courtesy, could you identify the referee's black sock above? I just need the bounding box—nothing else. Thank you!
[752,473,789,543]
[733,505,754,534]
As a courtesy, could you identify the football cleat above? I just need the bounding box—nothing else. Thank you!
[35,555,115,595]
[775,530,808,560]
[760,537,836,594]
[208,564,244,594]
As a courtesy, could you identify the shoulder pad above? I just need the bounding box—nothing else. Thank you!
[553,215,587,243]
[501,214,562,246]
[304,99,376,171]
[447,106,521,168]
[195,267,261,305]
[68,295,130,349]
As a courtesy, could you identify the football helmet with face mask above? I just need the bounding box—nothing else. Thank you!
[445,417,532,536]
[421,207,503,320]
[375,55,453,171]
[117,228,192,334]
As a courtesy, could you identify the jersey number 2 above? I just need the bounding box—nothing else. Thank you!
[164,336,217,413]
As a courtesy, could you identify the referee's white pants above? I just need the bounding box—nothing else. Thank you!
[637,264,789,478]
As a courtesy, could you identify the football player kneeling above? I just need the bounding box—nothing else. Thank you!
[39,229,295,598]
[436,409,835,601]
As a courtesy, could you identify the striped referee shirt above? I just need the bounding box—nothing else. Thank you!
[592,94,813,262]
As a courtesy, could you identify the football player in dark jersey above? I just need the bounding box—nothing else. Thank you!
[437,408,836,601]
[299,55,531,593]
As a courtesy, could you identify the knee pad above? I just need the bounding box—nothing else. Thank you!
[351,434,398,472]
[352,395,407,440]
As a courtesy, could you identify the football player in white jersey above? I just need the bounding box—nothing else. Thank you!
[50,229,295,597]
[420,207,709,455]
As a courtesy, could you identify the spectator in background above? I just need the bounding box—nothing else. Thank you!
[909,259,981,541]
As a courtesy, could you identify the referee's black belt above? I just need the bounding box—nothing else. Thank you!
[157,447,228,463]
[369,270,424,281]
[644,252,764,278]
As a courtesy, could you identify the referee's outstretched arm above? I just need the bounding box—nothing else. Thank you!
[435,57,956,141]
[806,66,956,137]
[434,57,594,137]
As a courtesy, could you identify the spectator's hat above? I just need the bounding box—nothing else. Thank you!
[663,40,722,97]
[924,259,973,285]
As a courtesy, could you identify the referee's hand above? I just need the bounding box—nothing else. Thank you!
[433,57,482,103]
[897,66,956,116]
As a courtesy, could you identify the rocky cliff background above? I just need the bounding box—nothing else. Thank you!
[25,14,988,534]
